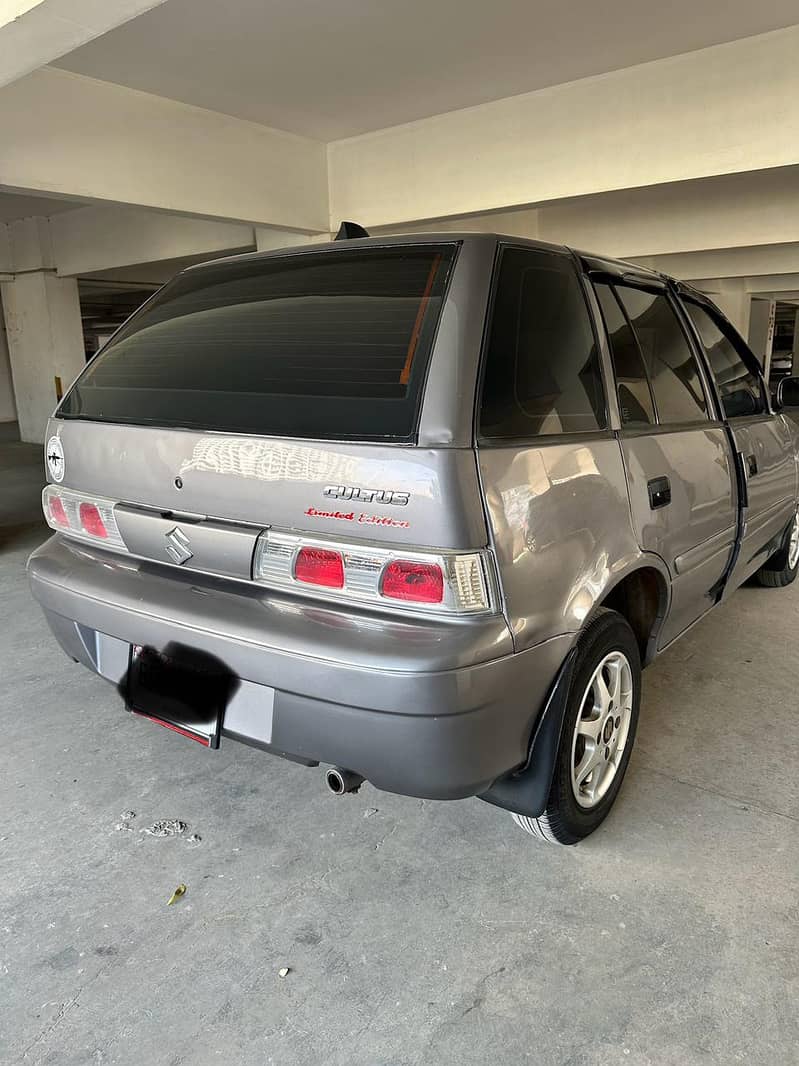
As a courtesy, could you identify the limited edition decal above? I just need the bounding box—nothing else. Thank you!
[305,507,410,529]
[46,435,65,483]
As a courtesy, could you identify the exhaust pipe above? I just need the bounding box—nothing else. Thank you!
[325,767,365,795]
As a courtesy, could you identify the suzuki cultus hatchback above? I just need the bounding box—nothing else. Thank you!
[29,230,799,843]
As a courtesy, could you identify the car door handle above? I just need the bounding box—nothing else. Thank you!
[648,476,672,510]
[747,453,758,476]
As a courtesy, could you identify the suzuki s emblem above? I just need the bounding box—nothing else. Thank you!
[165,526,193,565]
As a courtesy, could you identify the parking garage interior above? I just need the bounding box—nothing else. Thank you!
[1,4,799,1064]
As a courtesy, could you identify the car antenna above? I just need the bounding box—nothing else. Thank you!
[334,221,371,240]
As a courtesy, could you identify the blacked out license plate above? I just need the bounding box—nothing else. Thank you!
[125,643,235,748]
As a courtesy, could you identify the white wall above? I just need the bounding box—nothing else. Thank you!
[0,291,17,423]
[0,272,84,442]
[50,206,255,276]
[328,26,799,229]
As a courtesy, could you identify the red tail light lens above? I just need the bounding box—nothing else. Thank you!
[382,560,444,603]
[79,502,108,539]
[294,547,345,588]
[48,495,70,528]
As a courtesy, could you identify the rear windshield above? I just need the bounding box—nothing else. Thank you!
[59,245,456,442]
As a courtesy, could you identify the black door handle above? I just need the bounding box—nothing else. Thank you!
[648,476,672,510]
[747,453,758,476]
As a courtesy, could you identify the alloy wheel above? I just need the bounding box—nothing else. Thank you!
[570,651,634,809]
[788,513,799,570]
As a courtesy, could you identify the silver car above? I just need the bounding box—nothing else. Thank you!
[28,232,799,843]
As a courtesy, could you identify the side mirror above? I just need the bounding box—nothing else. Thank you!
[776,376,799,409]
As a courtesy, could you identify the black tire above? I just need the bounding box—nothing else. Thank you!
[512,608,641,845]
[754,513,799,588]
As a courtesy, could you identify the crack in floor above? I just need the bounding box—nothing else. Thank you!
[636,757,798,824]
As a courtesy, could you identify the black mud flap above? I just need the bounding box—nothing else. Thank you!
[479,646,578,818]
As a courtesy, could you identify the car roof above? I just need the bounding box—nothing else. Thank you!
[184,230,670,284]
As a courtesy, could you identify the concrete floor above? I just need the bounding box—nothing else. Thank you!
[1,440,798,1066]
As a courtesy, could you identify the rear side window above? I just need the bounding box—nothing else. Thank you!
[480,248,606,439]
[682,300,766,418]
[614,287,709,424]
[594,283,655,426]
[59,246,456,442]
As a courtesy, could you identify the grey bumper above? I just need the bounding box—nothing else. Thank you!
[28,536,572,799]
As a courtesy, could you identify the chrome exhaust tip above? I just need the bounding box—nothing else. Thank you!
[325,767,365,795]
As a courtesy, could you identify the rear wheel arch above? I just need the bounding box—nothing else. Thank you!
[594,564,669,666]
[480,562,669,825]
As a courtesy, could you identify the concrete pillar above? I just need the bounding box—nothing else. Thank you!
[0,290,17,425]
[0,272,84,444]
[748,298,776,375]
[709,286,752,340]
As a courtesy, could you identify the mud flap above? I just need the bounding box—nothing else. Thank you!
[478,645,579,818]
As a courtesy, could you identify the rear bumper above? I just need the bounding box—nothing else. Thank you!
[28,535,572,799]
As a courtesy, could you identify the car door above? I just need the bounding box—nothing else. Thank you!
[679,293,798,588]
[592,277,738,648]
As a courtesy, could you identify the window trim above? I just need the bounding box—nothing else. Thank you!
[620,418,726,439]
[474,242,611,447]
[676,292,771,421]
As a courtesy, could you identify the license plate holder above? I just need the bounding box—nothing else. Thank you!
[125,644,233,748]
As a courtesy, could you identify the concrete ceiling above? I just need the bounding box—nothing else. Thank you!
[0,192,82,222]
[53,0,799,140]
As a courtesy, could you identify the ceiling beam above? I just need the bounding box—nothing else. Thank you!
[745,274,799,294]
[0,67,330,231]
[631,242,799,281]
[0,1,172,89]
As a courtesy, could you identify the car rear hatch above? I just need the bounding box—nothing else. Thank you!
[44,238,497,618]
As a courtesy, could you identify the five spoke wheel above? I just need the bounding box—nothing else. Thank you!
[570,651,633,809]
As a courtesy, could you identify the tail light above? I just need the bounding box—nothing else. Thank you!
[382,560,443,603]
[47,494,70,528]
[42,486,126,549]
[254,531,494,616]
[78,502,108,539]
[295,547,345,588]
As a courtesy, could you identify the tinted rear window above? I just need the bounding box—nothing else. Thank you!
[479,247,606,439]
[59,246,456,441]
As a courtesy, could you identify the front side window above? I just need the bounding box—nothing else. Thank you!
[615,287,709,424]
[682,300,766,418]
[480,248,606,439]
